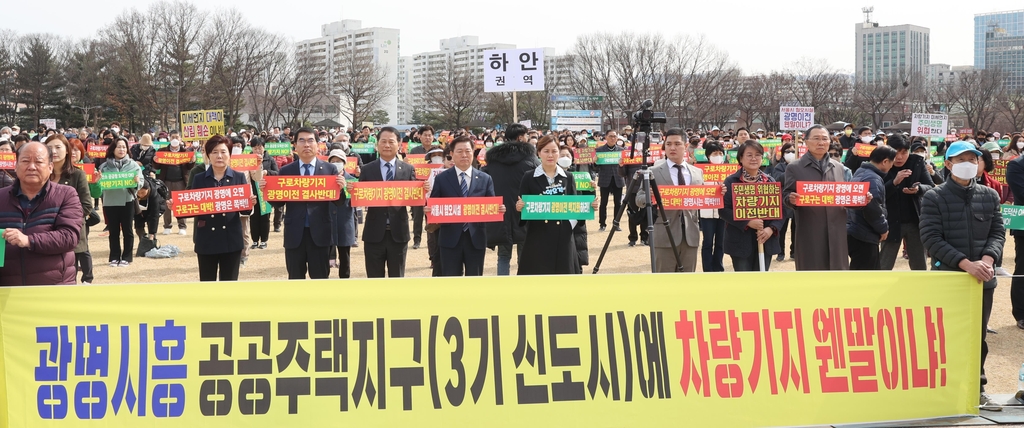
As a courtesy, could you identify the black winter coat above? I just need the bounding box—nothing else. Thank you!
[846,162,888,244]
[482,142,538,247]
[919,180,1004,289]
[883,153,935,240]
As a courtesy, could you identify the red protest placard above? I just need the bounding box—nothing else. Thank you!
[658,185,724,209]
[263,176,341,202]
[798,145,807,157]
[794,181,869,207]
[154,151,195,165]
[0,152,15,169]
[732,182,782,220]
[415,163,444,180]
[405,154,428,166]
[73,163,98,183]
[170,185,252,217]
[851,143,876,158]
[992,159,1009,185]
[230,154,260,172]
[426,196,504,223]
[345,156,359,174]
[574,147,596,165]
[695,164,740,184]
[621,150,664,165]
[350,181,426,207]
[87,145,108,160]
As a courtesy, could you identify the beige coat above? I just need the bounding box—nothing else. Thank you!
[783,153,849,270]
[637,161,703,249]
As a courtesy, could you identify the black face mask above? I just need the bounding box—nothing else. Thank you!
[103,138,114,145]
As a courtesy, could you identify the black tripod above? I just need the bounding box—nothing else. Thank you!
[592,112,683,273]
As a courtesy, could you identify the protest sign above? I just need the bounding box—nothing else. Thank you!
[404,154,428,165]
[426,197,504,224]
[38,118,56,130]
[97,171,138,190]
[87,145,108,159]
[620,150,663,165]
[262,176,341,202]
[349,143,376,155]
[695,164,740,184]
[1003,204,1024,230]
[483,48,545,93]
[179,109,225,142]
[170,185,252,217]
[152,140,170,150]
[0,152,14,169]
[658,185,724,209]
[253,179,272,216]
[154,151,194,166]
[572,171,594,191]
[851,143,876,158]
[0,229,4,265]
[264,142,291,156]
[595,151,620,165]
[345,157,359,174]
[229,154,260,172]
[794,181,869,207]
[779,106,814,130]
[521,195,595,220]
[574,147,596,165]
[931,155,945,170]
[73,162,98,183]
[732,182,782,220]
[911,113,948,138]
[407,142,422,152]
[991,160,1008,185]
[414,164,444,180]
[350,181,426,207]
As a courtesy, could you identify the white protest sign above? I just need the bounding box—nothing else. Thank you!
[484,48,545,93]
[39,119,56,130]
[911,113,948,138]
[519,120,532,128]
[779,107,814,131]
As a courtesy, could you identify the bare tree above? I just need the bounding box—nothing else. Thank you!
[100,8,161,131]
[332,43,395,127]
[746,72,795,132]
[997,89,1024,133]
[943,68,1005,131]
[204,10,279,128]
[63,39,108,128]
[421,61,482,129]
[854,72,911,129]
[279,50,326,127]
[244,51,289,130]
[787,59,851,125]
[153,0,212,129]
[674,35,739,130]
[0,30,22,125]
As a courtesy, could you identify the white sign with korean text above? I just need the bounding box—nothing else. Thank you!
[39,119,56,130]
[779,106,814,131]
[911,113,948,138]
[484,48,545,93]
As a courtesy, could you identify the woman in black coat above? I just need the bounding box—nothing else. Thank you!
[515,137,597,275]
[720,141,784,272]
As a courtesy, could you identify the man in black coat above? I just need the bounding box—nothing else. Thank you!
[879,135,934,270]
[482,124,536,276]
[1005,155,1024,330]
[595,130,625,232]
[269,127,348,280]
[409,126,434,249]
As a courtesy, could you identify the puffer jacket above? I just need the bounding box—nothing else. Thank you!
[846,162,888,244]
[919,179,1004,289]
[57,168,93,253]
[573,220,589,273]
[482,141,538,248]
[0,180,83,285]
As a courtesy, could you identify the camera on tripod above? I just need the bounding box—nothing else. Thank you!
[631,99,667,130]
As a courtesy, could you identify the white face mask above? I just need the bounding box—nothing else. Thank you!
[158,138,167,142]
[950,161,978,181]
[192,142,200,148]
[1017,141,1024,150]
[110,127,120,134]
[860,136,873,143]
[709,155,725,164]
[169,139,180,148]
[495,139,504,144]
[231,147,242,155]
[485,142,493,148]
[987,137,995,142]
[430,156,443,164]
[557,156,572,168]
[332,162,345,171]
[783,153,797,163]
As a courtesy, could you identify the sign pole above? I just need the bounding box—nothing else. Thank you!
[512,91,519,126]
[758,242,766,272]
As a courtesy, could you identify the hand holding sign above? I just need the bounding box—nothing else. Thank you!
[516,196,524,212]
[2,228,28,248]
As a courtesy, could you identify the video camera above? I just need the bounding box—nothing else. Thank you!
[631,99,667,132]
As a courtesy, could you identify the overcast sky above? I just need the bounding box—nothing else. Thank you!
[8,0,1022,74]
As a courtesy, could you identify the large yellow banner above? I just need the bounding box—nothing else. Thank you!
[0,272,980,427]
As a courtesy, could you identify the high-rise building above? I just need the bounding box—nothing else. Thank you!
[407,36,515,119]
[295,20,400,127]
[975,10,1024,91]
[854,11,930,83]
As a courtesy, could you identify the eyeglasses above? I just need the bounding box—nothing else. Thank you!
[809,136,831,142]
[829,153,841,158]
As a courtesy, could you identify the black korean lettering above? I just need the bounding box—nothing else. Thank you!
[352,319,386,409]
[549,315,584,402]
[444,317,466,407]
[512,315,548,404]
[275,377,311,414]
[490,315,504,405]
[238,378,271,415]
[199,379,231,416]
[314,319,347,373]
[427,316,442,409]
[588,313,621,400]
[239,322,272,375]
[633,312,670,400]
[390,319,424,411]
[315,377,349,412]
[200,322,233,376]
[276,322,310,372]
[467,318,488,404]
[617,311,634,402]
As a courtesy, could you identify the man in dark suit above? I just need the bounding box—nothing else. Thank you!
[595,130,625,232]
[268,127,347,280]
[408,125,434,249]
[429,136,505,276]
[1006,155,1024,330]
[348,126,430,278]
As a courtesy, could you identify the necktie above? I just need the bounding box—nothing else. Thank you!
[385,162,394,181]
[302,164,312,227]
[674,164,685,186]
[460,172,470,231]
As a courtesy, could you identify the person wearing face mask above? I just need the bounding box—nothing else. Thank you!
[247,139,278,251]
[97,139,144,267]
[919,141,1004,412]
[1002,135,1024,160]
[130,133,157,176]
[697,141,726,271]
[482,124,537,275]
[157,136,195,235]
[422,146,449,276]
[910,142,943,185]
[325,149,358,278]
[559,146,592,274]
[843,126,876,174]
[878,135,934,271]
[768,143,798,261]
[722,140,783,271]
[838,124,856,149]
[408,126,435,250]
[846,145,896,270]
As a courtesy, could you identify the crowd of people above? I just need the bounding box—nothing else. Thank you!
[0,120,1022,409]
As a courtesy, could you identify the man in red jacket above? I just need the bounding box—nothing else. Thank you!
[0,142,83,285]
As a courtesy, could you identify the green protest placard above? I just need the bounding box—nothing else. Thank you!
[407,142,422,152]
[929,145,938,156]
[98,172,138,190]
[254,180,272,216]
[265,142,292,157]
[0,228,4,267]
[1002,205,1024,230]
[694,151,708,163]
[572,172,594,192]
[194,151,204,164]
[152,140,170,150]
[999,138,1011,148]
[595,152,620,165]
[521,195,595,221]
[930,155,944,170]
[349,143,376,155]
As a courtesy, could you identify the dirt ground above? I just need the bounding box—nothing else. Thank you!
[88,207,1024,395]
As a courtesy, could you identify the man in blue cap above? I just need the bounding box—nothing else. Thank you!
[919,140,1005,411]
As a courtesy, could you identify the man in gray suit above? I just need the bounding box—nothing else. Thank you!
[637,128,703,272]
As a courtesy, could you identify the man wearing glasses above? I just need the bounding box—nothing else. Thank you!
[783,125,852,270]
